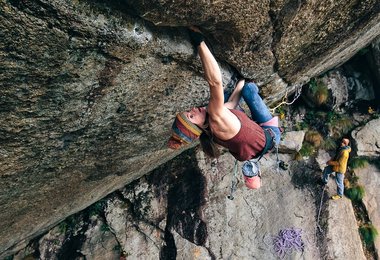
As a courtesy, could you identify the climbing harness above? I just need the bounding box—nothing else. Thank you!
[227,159,239,200]
[316,185,326,234]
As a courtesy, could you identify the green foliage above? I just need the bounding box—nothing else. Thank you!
[308,78,329,105]
[304,110,329,131]
[359,224,378,245]
[372,112,380,119]
[351,174,360,184]
[294,121,308,131]
[315,111,327,118]
[321,137,337,151]
[88,199,106,217]
[349,157,369,170]
[275,105,286,116]
[58,216,76,234]
[345,185,365,202]
[309,78,318,91]
[336,117,354,133]
[305,130,323,147]
[100,224,110,233]
[113,244,122,252]
[327,113,354,137]
[58,222,68,234]
[294,152,303,161]
[304,110,316,124]
[357,47,369,56]
[4,256,13,260]
[299,142,316,157]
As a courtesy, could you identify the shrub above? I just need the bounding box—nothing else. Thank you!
[58,222,68,234]
[58,216,77,234]
[343,178,351,189]
[305,130,323,147]
[328,115,354,137]
[275,106,286,120]
[314,85,329,105]
[294,152,303,161]
[309,78,329,105]
[299,142,316,157]
[100,224,110,232]
[350,173,360,184]
[349,158,369,170]
[88,200,106,217]
[321,137,337,150]
[345,185,365,202]
[359,224,378,245]
[294,121,308,131]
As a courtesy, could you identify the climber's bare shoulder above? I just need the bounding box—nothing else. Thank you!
[208,107,241,140]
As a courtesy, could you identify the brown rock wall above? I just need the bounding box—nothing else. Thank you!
[1,0,380,256]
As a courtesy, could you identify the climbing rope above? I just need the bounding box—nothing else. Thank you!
[265,227,305,259]
[269,84,303,114]
[316,185,326,234]
[275,145,280,173]
[227,159,238,200]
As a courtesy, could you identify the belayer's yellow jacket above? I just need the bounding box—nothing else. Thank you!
[327,146,351,174]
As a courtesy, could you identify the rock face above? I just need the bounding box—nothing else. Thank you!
[325,196,366,260]
[351,118,380,157]
[8,148,370,260]
[126,0,380,84]
[1,0,380,256]
[355,164,380,257]
[368,36,380,97]
[195,152,321,259]
[278,130,305,153]
[316,150,332,171]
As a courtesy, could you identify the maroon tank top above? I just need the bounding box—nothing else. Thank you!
[213,109,266,161]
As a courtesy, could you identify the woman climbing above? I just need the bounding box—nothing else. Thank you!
[168,27,281,189]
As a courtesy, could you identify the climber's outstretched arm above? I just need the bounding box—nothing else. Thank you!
[197,42,224,116]
[225,79,245,109]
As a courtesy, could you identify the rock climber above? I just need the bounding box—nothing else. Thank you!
[320,138,351,200]
[167,27,281,189]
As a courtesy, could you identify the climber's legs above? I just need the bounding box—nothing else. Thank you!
[241,82,281,144]
[241,82,272,123]
[336,173,344,197]
[322,165,333,184]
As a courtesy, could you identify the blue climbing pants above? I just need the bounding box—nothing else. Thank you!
[241,82,281,145]
[322,165,344,196]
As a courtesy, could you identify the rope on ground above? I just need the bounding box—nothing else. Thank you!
[264,227,305,259]
[227,159,238,200]
[269,84,302,114]
[316,185,326,234]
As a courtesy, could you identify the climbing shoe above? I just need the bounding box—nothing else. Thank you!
[331,195,342,200]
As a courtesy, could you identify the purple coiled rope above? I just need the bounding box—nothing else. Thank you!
[271,228,305,259]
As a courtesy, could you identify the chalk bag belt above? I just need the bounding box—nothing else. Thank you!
[255,128,275,161]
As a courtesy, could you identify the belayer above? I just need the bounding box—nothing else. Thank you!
[168,27,281,189]
[320,138,351,200]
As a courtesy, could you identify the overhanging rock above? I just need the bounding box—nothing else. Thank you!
[0,0,380,256]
